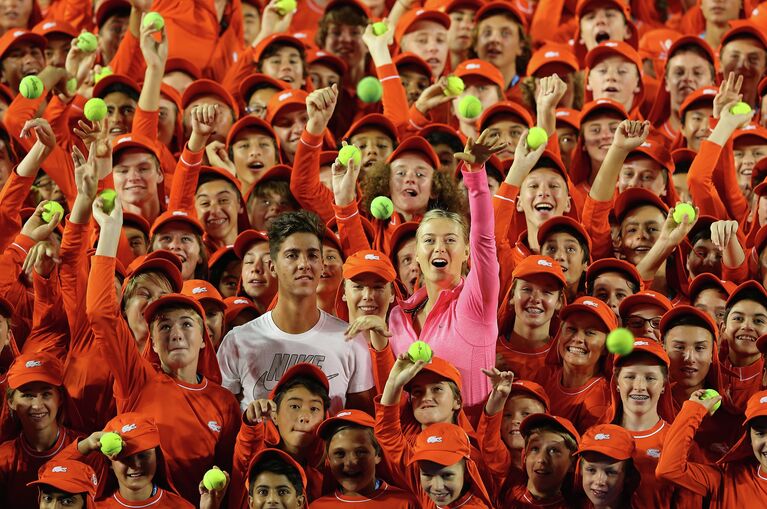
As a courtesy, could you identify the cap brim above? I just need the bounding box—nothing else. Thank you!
[407,449,465,466]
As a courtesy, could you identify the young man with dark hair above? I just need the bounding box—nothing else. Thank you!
[217,210,375,415]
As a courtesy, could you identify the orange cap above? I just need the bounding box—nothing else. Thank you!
[627,136,673,173]
[239,73,288,106]
[614,337,670,367]
[233,229,269,258]
[149,209,204,238]
[143,293,205,326]
[343,250,396,282]
[166,57,202,80]
[614,188,669,223]
[0,29,46,60]
[182,79,240,118]
[586,258,643,292]
[394,9,451,45]
[8,352,64,389]
[725,280,767,310]
[618,290,672,318]
[424,0,482,13]
[405,356,463,394]
[226,115,277,149]
[580,98,628,124]
[478,101,534,131]
[520,413,580,442]
[733,123,767,146]
[575,423,634,460]
[223,296,259,325]
[585,40,642,71]
[659,304,718,341]
[27,460,98,501]
[560,296,618,331]
[509,380,550,411]
[266,89,308,123]
[688,273,736,300]
[678,86,717,120]
[307,48,348,77]
[409,422,471,466]
[386,135,440,168]
[343,113,399,142]
[268,362,330,399]
[123,212,151,238]
[182,279,225,310]
[512,255,567,286]
[102,412,161,459]
[93,73,141,99]
[453,59,505,91]
[476,1,528,30]
[527,43,579,77]
[555,108,581,130]
[638,28,681,62]
[32,20,79,38]
[721,20,767,52]
[125,250,184,294]
[111,133,161,161]
[247,448,307,493]
[95,0,131,27]
[393,52,433,80]
[537,216,593,257]
[316,409,375,440]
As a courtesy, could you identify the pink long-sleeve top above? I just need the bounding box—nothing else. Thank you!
[387,164,500,414]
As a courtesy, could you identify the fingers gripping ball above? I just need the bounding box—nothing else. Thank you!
[526,127,549,150]
[19,76,44,99]
[408,341,433,363]
[100,432,122,456]
[673,203,696,224]
[730,101,752,115]
[458,95,482,119]
[700,389,722,413]
[76,32,98,52]
[94,66,113,84]
[372,21,388,36]
[42,202,64,223]
[143,12,165,30]
[203,468,227,491]
[606,328,635,356]
[370,196,394,220]
[444,76,465,96]
[276,0,297,15]
[357,76,383,103]
[338,145,362,167]
[99,189,117,215]
[84,98,108,122]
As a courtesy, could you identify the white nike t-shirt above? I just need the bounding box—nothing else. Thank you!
[217,310,374,414]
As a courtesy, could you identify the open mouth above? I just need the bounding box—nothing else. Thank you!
[603,86,620,93]
[248,278,266,286]
[29,412,48,421]
[634,246,651,253]
[524,306,544,315]
[595,31,610,44]
[680,367,698,376]
[431,258,448,268]
[206,217,227,228]
[590,488,608,498]
[403,188,418,197]
[629,394,650,401]
[736,334,757,343]
[110,126,126,135]
[247,161,264,172]
[279,75,294,83]
[357,305,379,313]
[566,346,588,355]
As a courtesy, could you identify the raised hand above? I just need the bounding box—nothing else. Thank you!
[21,200,62,242]
[245,399,278,424]
[77,431,107,454]
[362,21,394,63]
[256,0,295,44]
[611,119,650,152]
[690,389,722,416]
[92,188,123,230]
[658,203,699,247]
[331,144,361,207]
[345,314,391,340]
[72,145,99,200]
[23,239,61,279]
[710,220,739,251]
[455,128,508,169]
[415,78,453,116]
[306,84,339,135]
[188,104,219,151]
[713,72,744,119]
[387,351,427,390]
[535,73,567,114]
[718,99,754,131]
[20,118,56,156]
[139,13,168,70]
[505,129,547,186]
[482,367,514,416]
[199,467,230,509]
[205,141,237,176]
[65,35,98,93]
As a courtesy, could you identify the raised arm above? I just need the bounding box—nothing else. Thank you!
[476,369,515,477]
[362,22,410,129]
[535,74,568,138]
[330,149,372,254]
[635,204,698,283]
[133,12,169,141]
[589,120,650,202]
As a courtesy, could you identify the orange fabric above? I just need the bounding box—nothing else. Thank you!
[496,333,551,382]
[167,144,206,212]
[475,409,513,490]
[133,107,178,197]
[581,196,614,261]
[22,270,69,361]
[333,201,373,255]
[86,255,241,505]
[377,63,412,133]
[537,368,610,434]
[720,357,764,414]
[291,130,336,224]
[308,481,419,508]
[0,170,34,252]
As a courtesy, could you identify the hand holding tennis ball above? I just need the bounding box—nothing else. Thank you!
[143,12,165,30]
[275,0,297,15]
[19,75,44,99]
[94,66,113,84]
[338,145,362,167]
[76,32,98,52]
[84,98,107,122]
[42,201,64,223]
[699,388,722,414]
[372,21,388,36]
[672,203,696,224]
[730,101,752,115]
[203,468,227,491]
[458,95,482,119]
[606,328,635,356]
[100,432,123,456]
[408,340,433,363]
[526,127,548,150]
[444,76,465,96]
[370,196,393,220]
[99,189,117,214]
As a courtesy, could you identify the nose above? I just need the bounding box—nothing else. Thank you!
[683,347,695,362]
[430,476,445,491]
[593,469,608,486]
[643,322,655,337]
[361,286,374,300]
[632,376,647,391]
[607,296,620,316]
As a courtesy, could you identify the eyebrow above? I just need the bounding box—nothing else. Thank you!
[286,396,323,404]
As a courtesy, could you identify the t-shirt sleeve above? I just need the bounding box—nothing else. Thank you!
[347,334,376,394]
[216,329,243,396]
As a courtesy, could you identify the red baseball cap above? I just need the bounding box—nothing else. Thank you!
[509,380,550,411]
[672,147,696,169]
[555,108,581,130]
[101,412,162,459]
[512,255,567,286]
[725,280,767,310]
[95,0,131,27]
[239,73,288,106]
[343,113,398,142]
[585,40,642,71]
[243,164,292,203]
[123,212,151,238]
[28,460,98,502]
[149,209,204,238]
[688,273,736,300]
[307,48,348,77]
[659,304,719,340]
[527,43,579,77]
[638,28,682,62]
[614,188,669,223]
[614,337,671,367]
[409,422,471,466]
[721,20,767,52]
[454,59,505,90]
[324,0,373,18]
[393,51,433,79]
[125,250,184,294]
[247,449,307,493]
[575,0,630,18]
[166,57,202,80]
[182,79,240,118]
[253,33,307,65]
[32,20,79,38]
[182,279,225,310]
[316,409,375,440]
[386,135,440,168]
[537,216,593,256]
[8,351,64,389]
[586,258,643,290]
[394,9,451,45]
[268,362,330,399]
[0,29,46,60]
[575,423,634,460]
[424,0,482,13]
[226,115,277,149]
[520,413,580,442]
[475,1,528,30]
[404,356,463,394]
[143,292,205,325]
[618,290,672,318]
[666,35,716,70]
[343,249,396,282]
[719,389,767,463]
[112,133,161,161]
[233,229,269,258]
[626,137,674,173]
[678,86,717,120]
[560,296,618,331]
[580,98,629,124]
[266,88,308,123]
[92,73,141,100]
[733,123,767,146]
[223,296,259,325]
[479,101,534,131]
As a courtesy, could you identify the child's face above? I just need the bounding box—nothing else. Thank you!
[232,131,280,190]
[665,51,714,110]
[750,418,767,471]
[10,382,61,432]
[541,232,588,287]
[242,242,277,303]
[579,7,628,51]
[327,428,381,495]
[581,114,621,163]
[396,237,419,296]
[734,143,767,193]
[248,189,296,232]
[272,109,309,161]
[39,490,85,509]
[619,205,665,266]
[591,271,634,317]
[587,56,640,109]
[558,312,607,371]
[196,180,242,243]
[501,395,546,450]
[687,238,722,279]
[218,259,242,298]
[400,21,449,78]
[390,153,435,218]
[524,431,573,497]
[476,14,522,73]
[483,117,526,160]
[317,244,343,298]
[418,459,465,506]
[511,275,563,329]
[517,168,571,228]
[249,471,305,509]
[124,226,148,258]
[400,67,431,105]
[580,455,627,508]
[663,325,713,391]
[343,274,394,321]
[448,9,475,52]
[151,308,205,371]
[113,149,163,207]
[350,128,394,170]
[618,157,666,197]
[556,126,578,168]
[616,359,665,418]
[623,305,664,342]
[308,62,341,90]
[152,223,203,280]
[681,107,712,153]
[112,448,158,494]
[409,372,461,426]
[323,22,367,66]
[693,288,727,326]
[723,300,767,360]
[260,46,304,89]
[275,386,326,451]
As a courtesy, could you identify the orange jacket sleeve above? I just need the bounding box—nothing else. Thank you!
[494,183,520,300]
[86,255,153,409]
[582,195,614,260]
[290,130,335,224]
[21,270,69,361]
[59,219,93,351]
[134,106,159,142]
[202,1,245,82]
[687,140,729,219]
[43,0,94,31]
[377,63,410,132]
[715,139,749,222]
[655,401,721,497]
[373,398,421,497]
[530,0,567,46]
[0,169,34,251]
[109,30,145,78]
[0,233,37,327]
[168,144,205,212]
[475,410,512,480]
[222,47,256,103]
[42,96,74,150]
[369,343,396,396]
[332,201,372,256]
[722,255,751,284]
[230,416,267,509]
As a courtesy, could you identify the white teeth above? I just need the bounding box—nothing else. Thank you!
[629,394,650,400]
[525,307,543,315]
[736,335,757,342]
[567,346,588,354]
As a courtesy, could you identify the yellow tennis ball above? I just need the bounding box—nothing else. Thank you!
[203,468,227,491]
[370,196,393,220]
[19,75,44,99]
[100,432,122,456]
[372,21,388,36]
[408,341,433,363]
[41,201,64,223]
[606,328,635,356]
[338,145,362,167]
[700,388,722,413]
[672,203,696,224]
[730,101,752,115]
[100,189,117,215]
[458,95,482,119]
[66,77,77,93]
[444,76,465,96]
[84,98,107,122]
[94,66,113,84]
[76,32,98,52]
[356,76,382,103]
[275,0,297,15]
[527,126,549,150]
[143,12,165,30]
